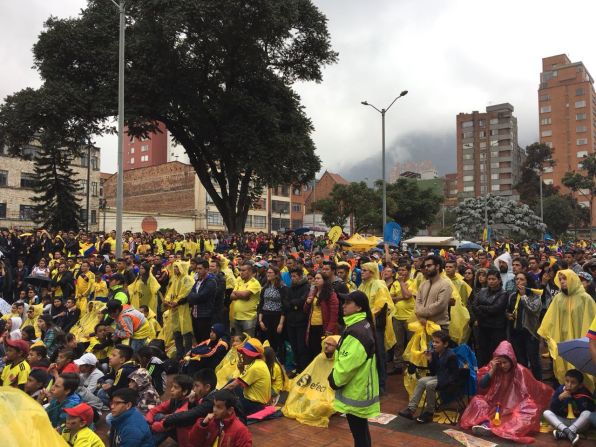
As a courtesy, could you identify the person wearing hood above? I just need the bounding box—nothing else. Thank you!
[469,269,508,367]
[494,252,514,292]
[538,269,596,389]
[5,315,23,340]
[128,368,161,415]
[460,341,552,444]
[358,261,396,395]
[164,261,195,360]
[128,262,160,315]
[282,266,311,374]
[182,324,230,375]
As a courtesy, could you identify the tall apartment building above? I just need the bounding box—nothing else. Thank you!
[456,103,525,200]
[538,54,596,207]
[124,122,189,171]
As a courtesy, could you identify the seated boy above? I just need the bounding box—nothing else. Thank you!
[1,339,31,390]
[145,374,194,447]
[161,369,218,431]
[189,389,252,447]
[223,338,271,415]
[543,369,595,445]
[25,369,50,400]
[96,344,138,406]
[398,330,459,423]
[62,403,105,447]
[87,322,113,372]
[28,344,50,371]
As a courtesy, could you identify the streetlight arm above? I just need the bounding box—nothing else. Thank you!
[385,90,408,112]
[361,101,382,113]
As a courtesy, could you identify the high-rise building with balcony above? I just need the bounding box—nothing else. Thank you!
[538,54,596,208]
[456,103,525,200]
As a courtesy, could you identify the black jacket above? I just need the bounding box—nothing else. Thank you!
[163,391,216,428]
[428,348,459,390]
[62,307,81,333]
[186,274,217,319]
[53,270,74,298]
[98,361,138,397]
[212,272,226,317]
[470,286,508,329]
[282,279,310,327]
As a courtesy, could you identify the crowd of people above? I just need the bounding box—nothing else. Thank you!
[0,227,595,447]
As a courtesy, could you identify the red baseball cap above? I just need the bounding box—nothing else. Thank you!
[5,339,30,355]
[64,403,94,426]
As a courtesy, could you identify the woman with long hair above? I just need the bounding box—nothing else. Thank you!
[329,291,379,447]
[304,272,339,364]
[37,314,63,361]
[257,266,287,354]
[463,266,475,290]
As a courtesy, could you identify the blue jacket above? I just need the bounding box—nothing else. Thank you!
[46,392,82,428]
[110,407,154,447]
[428,348,459,391]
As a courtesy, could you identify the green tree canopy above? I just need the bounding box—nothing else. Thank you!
[515,142,557,206]
[0,0,338,232]
[314,182,380,231]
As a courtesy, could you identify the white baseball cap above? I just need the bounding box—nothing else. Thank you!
[74,353,98,366]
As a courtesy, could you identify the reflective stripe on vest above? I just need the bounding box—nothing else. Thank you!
[335,388,380,408]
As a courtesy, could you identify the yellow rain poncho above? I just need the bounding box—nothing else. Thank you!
[403,320,441,397]
[144,308,162,339]
[128,272,161,314]
[441,273,471,344]
[215,343,243,389]
[538,269,596,388]
[282,335,340,427]
[69,301,106,343]
[157,309,176,358]
[75,271,95,313]
[21,304,44,338]
[163,261,194,335]
[450,272,472,307]
[0,388,68,446]
[358,262,396,350]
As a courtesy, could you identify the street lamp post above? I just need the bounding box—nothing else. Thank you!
[361,91,408,228]
[110,0,126,257]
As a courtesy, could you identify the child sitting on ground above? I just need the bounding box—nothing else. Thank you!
[398,330,459,423]
[264,346,288,404]
[25,369,50,400]
[189,389,252,447]
[543,369,595,445]
[62,403,105,447]
[145,374,194,447]
[161,369,219,432]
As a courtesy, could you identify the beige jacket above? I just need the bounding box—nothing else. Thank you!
[415,276,451,326]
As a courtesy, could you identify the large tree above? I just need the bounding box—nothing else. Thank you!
[314,182,380,231]
[454,195,546,240]
[385,178,442,237]
[0,0,337,232]
[515,142,557,206]
[31,136,83,232]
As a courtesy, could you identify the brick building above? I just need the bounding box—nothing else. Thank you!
[444,173,458,206]
[456,103,525,200]
[0,144,102,230]
[538,54,596,209]
[304,170,350,231]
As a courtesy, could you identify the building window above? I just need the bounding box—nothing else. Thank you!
[293,187,301,196]
[539,94,550,101]
[272,200,289,213]
[490,139,498,147]
[463,175,473,181]
[540,105,551,113]
[576,125,587,133]
[206,194,215,204]
[253,215,266,228]
[80,155,89,167]
[490,162,499,169]
[576,113,586,120]
[489,118,498,125]
[91,156,99,171]
[544,179,554,185]
[545,141,553,148]
[492,184,500,191]
[141,144,149,152]
[91,181,98,197]
[577,151,588,158]
[491,173,499,180]
[90,210,97,224]
[540,118,551,125]
[463,164,474,171]
[479,141,487,148]
[20,173,37,189]
[462,131,473,139]
[0,203,6,218]
[543,166,553,173]
[207,211,224,225]
[463,154,473,160]
[130,147,135,154]
[478,120,485,127]
[463,186,474,192]
[541,130,552,137]
[19,205,34,220]
[462,143,473,149]
[461,121,474,128]
[130,157,135,164]
[291,203,302,212]
[141,155,149,162]
[0,170,7,187]
[478,131,486,138]
[577,138,588,146]
[575,100,586,108]
[78,180,87,194]
[576,87,585,96]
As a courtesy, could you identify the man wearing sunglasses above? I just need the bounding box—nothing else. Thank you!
[415,255,452,331]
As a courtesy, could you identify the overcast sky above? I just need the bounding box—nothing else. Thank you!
[2,0,596,180]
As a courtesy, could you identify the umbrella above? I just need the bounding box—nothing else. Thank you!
[285,227,311,236]
[457,241,482,251]
[557,337,596,375]
[24,275,53,289]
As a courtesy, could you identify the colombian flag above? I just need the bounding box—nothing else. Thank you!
[482,226,491,243]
